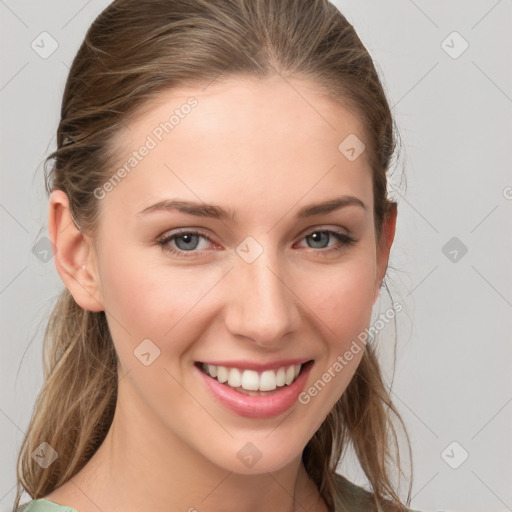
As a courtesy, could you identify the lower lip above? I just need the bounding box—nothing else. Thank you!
[195,362,314,419]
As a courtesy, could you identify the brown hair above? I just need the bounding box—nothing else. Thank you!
[15,1,412,510]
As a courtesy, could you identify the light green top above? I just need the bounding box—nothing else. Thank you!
[20,499,422,512]
[20,499,76,512]
[20,476,422,512]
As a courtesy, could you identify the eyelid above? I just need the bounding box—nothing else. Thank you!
[300,225,352,239]
[157,227,211,240]
[156,228,214,248]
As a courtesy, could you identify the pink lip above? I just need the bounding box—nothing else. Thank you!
[195,360,314,419]
[197,358,311,372]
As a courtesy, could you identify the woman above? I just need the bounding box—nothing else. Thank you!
[15,1,418,511]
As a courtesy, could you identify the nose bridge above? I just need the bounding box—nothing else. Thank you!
[225,245,299,346]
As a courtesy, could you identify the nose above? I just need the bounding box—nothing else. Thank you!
[224,249,301,348]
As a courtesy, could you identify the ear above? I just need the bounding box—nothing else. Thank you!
[48,189,104,312]
[374,202,397,302]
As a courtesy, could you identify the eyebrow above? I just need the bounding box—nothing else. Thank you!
[137,195,366,221]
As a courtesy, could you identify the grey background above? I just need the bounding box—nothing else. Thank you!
[1,1,511,511]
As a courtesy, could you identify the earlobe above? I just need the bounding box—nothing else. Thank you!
[48,189,104,312]
[373,202,397,302]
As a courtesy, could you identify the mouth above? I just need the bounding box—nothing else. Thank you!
[194,360,314,396]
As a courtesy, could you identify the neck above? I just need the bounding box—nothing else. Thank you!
[58,383,326,512]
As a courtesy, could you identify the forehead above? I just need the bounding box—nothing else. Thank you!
[111,74,369,159]
[103,75,373,220]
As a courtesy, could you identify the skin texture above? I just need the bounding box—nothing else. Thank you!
[45,74,396,512]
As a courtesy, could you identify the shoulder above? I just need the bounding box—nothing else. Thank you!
[16,499,78,512]
[333,473,421,512]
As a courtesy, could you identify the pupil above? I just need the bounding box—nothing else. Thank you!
[176,234,198,250]
[309,232,328,248]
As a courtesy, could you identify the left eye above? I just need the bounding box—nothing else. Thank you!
[298,230,353,250]
[157,229,354,258]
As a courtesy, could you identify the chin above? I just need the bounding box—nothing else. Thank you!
[206,438,306,475]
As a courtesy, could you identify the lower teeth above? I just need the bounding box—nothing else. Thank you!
[214,376,297,394]
[232,387,280,396]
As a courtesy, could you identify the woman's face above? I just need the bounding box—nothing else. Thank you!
[81,75,394,474]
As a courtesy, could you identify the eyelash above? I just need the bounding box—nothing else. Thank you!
[156,228,355,259]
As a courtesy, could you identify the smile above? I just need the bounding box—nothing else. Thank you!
[194,360,315,418]
[199,361,308,393]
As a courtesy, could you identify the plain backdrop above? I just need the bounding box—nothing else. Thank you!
[1,1,511,511]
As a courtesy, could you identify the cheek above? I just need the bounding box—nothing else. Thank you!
[303,256,375,366]
[96,244,222,357]
[302,255,377,335]
[294,259,376,420]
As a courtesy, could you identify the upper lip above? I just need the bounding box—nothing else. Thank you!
[196,358,313,372]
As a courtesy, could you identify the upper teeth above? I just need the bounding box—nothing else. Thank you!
[202,363,302,392]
